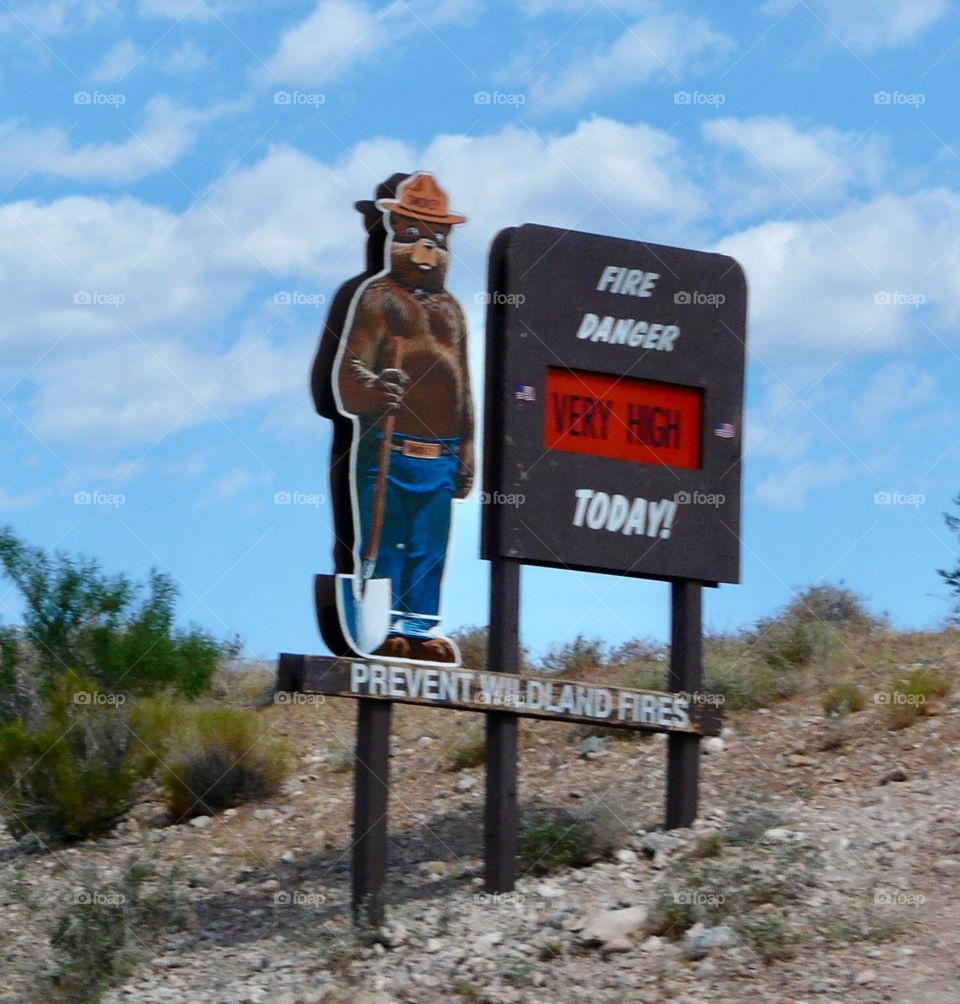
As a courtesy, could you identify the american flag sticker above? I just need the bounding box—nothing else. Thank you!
[515,384,536,403]
[714,422,736,439]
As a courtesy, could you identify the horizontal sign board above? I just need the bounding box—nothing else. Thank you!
[482,224,747,584]
[278,654,722,736]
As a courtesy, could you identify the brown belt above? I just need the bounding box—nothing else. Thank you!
[390,439,444,459]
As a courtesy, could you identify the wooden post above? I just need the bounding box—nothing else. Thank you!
[484,556,521,892]
[352,699,392,927]
[666,580,703,829]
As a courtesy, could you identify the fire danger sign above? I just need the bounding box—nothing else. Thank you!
[482,224,747,585]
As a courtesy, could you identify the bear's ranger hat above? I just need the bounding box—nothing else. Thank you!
[374,172,467,225]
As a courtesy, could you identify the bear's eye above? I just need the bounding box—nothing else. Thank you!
[434,233,446,246]
[407,226,420,239]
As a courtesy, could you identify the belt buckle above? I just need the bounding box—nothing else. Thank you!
[402,439,441,459]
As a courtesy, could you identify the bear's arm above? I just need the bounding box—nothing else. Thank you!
[336,289,389,416]
[455,301,474,444]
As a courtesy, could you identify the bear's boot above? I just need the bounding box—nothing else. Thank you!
[409,637,458,664]
[373,635,411,659]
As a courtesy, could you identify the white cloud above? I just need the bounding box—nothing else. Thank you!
[262,0,403,85]
[0,0,118,36]
[702,116,887,217]
[526,8,733,110]
[90,38,144,83]
[156,39,211,75]
[756,456,855,510]
[0,96,220,184]
[853,361,939,433]
[716,189,960,359]
[762,0,951,54]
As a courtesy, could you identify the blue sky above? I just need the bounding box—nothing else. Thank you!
[2,0,960,659]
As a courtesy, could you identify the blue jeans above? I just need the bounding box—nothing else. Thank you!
[355,430,460,638]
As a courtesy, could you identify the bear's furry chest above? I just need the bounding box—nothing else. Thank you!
[379,284,463,350]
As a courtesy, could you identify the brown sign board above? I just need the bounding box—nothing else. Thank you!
[278,654,722,736]
[482,224,747,585]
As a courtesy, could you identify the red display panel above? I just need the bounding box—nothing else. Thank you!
[545,368,703,469]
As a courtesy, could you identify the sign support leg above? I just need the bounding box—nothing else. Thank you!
[352,698,392,927]
[484,555,520,893]
[666,579,702,829]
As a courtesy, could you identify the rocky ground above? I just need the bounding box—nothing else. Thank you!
[2,631,960,1003]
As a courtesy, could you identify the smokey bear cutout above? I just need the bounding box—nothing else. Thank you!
[312,173,474,666]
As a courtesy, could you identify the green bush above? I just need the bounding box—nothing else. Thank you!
[446,730,486,770]
[0,671,152,843]
[881,667,951,729]
[519,806,626,875]
[0,528,222,713]
[46,857,191,1003]
[539,635,606,678]
[159,705,290,820]
[822,681,866,715]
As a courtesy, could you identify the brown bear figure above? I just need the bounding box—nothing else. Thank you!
[332,173,474,664]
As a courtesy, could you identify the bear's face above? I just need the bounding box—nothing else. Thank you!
[386,213,452,293]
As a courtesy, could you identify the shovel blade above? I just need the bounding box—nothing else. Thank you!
[335,573,392,655]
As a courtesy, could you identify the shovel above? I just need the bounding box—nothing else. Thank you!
[336,336,405,655]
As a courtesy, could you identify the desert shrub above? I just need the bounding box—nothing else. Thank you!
[783,583,880,632]
[0,671,152,843]
[159,705,290,820]
[519,805,626,874]
[822,681,866,715]
[446,729,486,770]
[539,635,606,678]
[209,659,275,709]
[45,857,191,1003]
[0,527,222,712]
[703,637,805,711]
[880,667,951,729]
[450,624,532,673]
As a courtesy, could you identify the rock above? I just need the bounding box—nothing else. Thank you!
[456,775,478,792]
[703,737,724,755]
[418,861,447,878]
[880,768,908,785]
[189,815,213,829]
[785,753,815,767]
[640,833,681,858]
[615,848,638,864]
[425,937,444,953]
[567,790,585,799]
[280,850,295,863]
[762,828,793,843]
[854,968,877,985]
[579,736,605,757]
[933,857,960,874]
[601,937,633,956]
[684,925,740,960]
[581,906,648,946]
[417,736,434,747]
[475,931,502,948]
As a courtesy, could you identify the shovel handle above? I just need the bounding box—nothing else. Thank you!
[363,336,405,569]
